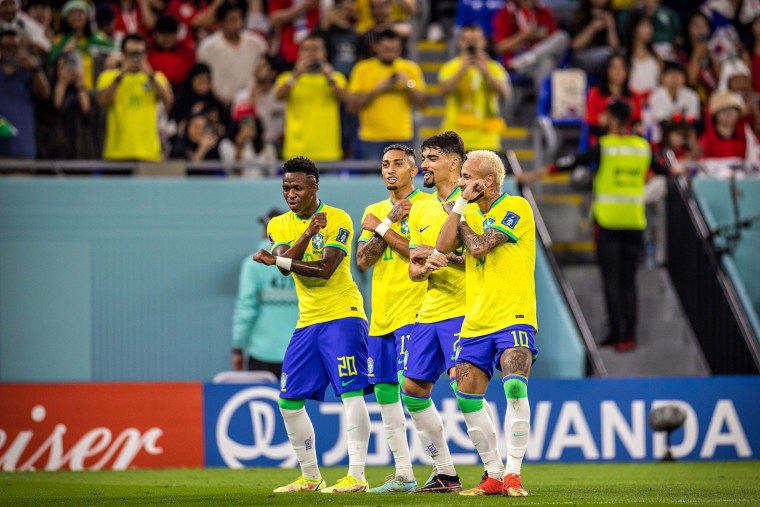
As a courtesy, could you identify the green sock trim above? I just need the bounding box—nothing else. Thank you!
[449,378,458,394]
[455,393,484,414]
[402,393,433,413]
[397,369,405,384]
[341,389,364,399]
[278,397,305,410]
[374,382,400,404]
[503,377,528,399]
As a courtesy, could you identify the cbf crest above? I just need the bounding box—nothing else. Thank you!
[367,357,374,376]
[311,233,324,251]
[280,372,288,391]
[401,218,410,236]
[483,217,495,230]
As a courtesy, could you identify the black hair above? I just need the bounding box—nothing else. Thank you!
[599,51,632,97]
[376,29,400,42]
[623,9,656,61]
[383,143,416,160]
[155,14,179,34]
[681,11,713,59]
[216,1,244,22]
[60,9,93,38]
[95,3,115,27]
[283,156,319,184]
[662,59,686,77]
[607,99,632,125]
[421,131,466,165]
[0,29,18,41]
[121,33,146,53]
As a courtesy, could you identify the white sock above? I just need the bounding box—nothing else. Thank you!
[342,395,370,482]
[463,407,504,481]
[505,397,530,475]
[379,400,414,481]
[484,399,496,431]
[280,406,320,480]
[409,403,457,477]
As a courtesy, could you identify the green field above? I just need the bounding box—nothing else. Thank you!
[1,462,759,506]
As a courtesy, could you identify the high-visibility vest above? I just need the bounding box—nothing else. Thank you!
[592,134,652,230]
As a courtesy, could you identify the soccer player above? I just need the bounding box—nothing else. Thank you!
[400,131,495,494]
[252,157,371,494]
[355,144,428,493]
[435,150,538,497]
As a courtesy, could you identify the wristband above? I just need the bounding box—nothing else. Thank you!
[381,217,392,227]
[433,248,443,256]
[460,213,467,222]
[452,196,467,215]
[275,256,292,271]
[375,222,391,238]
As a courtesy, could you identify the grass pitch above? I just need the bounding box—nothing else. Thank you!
[1,462,759,506]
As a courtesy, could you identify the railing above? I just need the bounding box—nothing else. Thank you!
[666,175,760,374]
[507,151,607,377]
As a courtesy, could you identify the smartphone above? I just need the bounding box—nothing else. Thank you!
[309,61,321,72]
[466,45,476,55]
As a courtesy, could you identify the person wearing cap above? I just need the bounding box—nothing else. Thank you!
[699,91,748,164]
[47,0,116,90]
[232,208,299,377]
[518,99,681,351]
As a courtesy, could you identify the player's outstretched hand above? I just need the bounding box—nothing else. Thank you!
[461,179,486,201]
[252,249,276,265]
[362,212,381,232]
[424,252,448,271]
[387,199,412,223]
[305,212,327,237]
[411,244,433,264]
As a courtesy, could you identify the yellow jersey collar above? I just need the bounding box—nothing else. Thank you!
[477,192,508,215]
[389,188,420,205]
[438,186,461,203]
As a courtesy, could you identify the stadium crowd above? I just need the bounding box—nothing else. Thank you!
[1,0,760,177]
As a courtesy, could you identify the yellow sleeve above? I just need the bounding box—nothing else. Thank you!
[332,71,348,90]
[154,71,170,90]
[438,59,458,82]
[274,71,292,93]
[409,62,426,91]
[489,60,508,81]
[347,61,368,93]
[96,69,117,91]
[490,197,529,243]
[357,204,373,243]
[324,210,353,255]
[267,218,289,252]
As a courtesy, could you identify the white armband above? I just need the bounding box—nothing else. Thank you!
[433,249,443,256]
[451,196,468,215]
[275,256,292,271]
[375,222,391,238]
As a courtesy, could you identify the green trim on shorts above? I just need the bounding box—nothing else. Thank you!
[374,382,400,404]
[341,388,364,398]
[278,397,305,410]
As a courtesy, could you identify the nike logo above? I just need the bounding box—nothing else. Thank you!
[513,432,528,437]
[347,426,360,432]
[287,432,295,436]
[341,379,356,386]
[419,225,430,233]
[398,359,405,364]
[474,442,480,447]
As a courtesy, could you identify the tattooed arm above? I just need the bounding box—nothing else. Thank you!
[356,236,386,271]
[446,251,466,269]
[457,221,510,258]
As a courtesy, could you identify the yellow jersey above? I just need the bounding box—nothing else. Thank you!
[438,57,508,151]
[96,70,170,161]
[408,187,470,323]
[355,0,412,33]
[267,201,366,328]
[358,188,429,336]
[347,57,426,141]
[275,71,346,161]
[460,193,537,337]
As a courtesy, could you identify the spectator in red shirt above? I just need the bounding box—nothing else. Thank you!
[111,0,157,46]
[493,0,569,93]
[269,0,320,66]
[165,0,224,42]
[586,52,643,142]
[148,14,195,90]
[699,91,747,162]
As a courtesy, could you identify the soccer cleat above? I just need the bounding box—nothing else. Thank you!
[459,472,503,496]
[273,476,325,493]
[503,473,528,497]
[320,475,368,493]
[425,465,436,485]
[408,474,462,494]
[369,475,418,493]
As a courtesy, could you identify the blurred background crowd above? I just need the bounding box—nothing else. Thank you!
[2,0,760,177]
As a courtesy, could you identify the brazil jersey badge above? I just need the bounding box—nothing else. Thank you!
[280,372,288,391]
[336,228,349,245]
[483,217,494,230]
[401,218,410,236]
[502,211,520,229]
[312,233,324,250]
[367,357,374,376]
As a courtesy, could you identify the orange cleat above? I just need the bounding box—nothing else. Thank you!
[459,473,503,496]
[503,473,528,497]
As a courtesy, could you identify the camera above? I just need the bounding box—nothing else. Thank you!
[309,61,321,72]
[63,51,78,68]
[466,45,476,55]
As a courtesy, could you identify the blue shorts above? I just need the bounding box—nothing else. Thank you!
[403,316,464,383]
[280,317,370,401]
[455,324,539,380]
[368,324,414,384]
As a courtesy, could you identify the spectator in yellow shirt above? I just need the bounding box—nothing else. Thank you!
[439,24,510,152]
[348,29,427,160]
[274,34,348,161]
[96,33,173,162]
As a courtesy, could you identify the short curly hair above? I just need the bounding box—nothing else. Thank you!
[421,131,466,166]
[282,156,319,183]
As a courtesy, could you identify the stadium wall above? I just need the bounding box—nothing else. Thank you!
[0,377,757,470]
[0,178,585,382]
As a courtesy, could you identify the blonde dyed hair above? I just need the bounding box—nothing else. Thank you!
[466,150,505,188]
